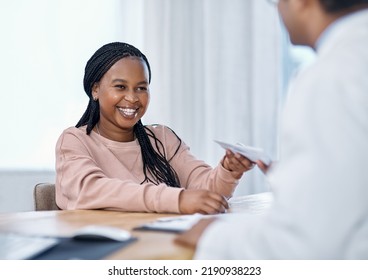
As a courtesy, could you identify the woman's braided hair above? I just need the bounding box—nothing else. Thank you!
[76,42,181,188]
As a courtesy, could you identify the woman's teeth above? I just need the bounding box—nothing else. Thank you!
[118,107,137,117]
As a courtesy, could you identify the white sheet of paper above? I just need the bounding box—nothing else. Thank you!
[138,214,213,232]
[214,140,272,165]
[136,193,274,232]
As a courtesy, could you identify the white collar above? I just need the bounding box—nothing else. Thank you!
[315,9,368,53]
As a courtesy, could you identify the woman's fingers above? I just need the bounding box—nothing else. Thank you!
[223,150,255,178]
[178,190,229,214]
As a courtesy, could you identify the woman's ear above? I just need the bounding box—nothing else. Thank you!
[92,83,99,101]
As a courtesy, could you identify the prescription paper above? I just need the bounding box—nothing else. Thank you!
[214,140,272,165]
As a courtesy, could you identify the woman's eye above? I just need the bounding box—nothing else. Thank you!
[115,85,125,89]
[137,87,148,91]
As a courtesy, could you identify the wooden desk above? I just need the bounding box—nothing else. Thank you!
[0,192,272,260]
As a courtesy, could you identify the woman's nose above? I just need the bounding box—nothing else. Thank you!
[124,90,139,102]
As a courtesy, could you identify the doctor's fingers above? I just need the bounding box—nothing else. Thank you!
[255,160,269,174]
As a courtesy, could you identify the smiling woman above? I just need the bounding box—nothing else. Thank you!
[1,0,283,213]
[74,42,181,189]
[55,42,255,215]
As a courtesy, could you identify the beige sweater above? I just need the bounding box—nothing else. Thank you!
[55,124,239,213]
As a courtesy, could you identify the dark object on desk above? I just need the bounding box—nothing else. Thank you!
[32,237,137,260]
[134,225,183,233]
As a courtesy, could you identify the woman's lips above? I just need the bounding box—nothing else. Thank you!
[117,107,138,119]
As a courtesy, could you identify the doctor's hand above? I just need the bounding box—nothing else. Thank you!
[256,160,272,174]
[179,190,229,215]
[222,149,255,179]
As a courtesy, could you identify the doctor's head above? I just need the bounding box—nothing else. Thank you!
[276,0,368,48]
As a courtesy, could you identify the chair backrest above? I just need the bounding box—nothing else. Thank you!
[33,183,60,211]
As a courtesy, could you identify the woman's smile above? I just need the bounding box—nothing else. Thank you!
[117,106,139,119]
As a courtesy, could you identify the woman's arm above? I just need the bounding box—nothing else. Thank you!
[55,129,183,213]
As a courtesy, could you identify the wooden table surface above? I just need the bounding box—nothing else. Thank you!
[0,192,273,260]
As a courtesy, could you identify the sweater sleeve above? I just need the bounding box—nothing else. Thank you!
[159,126,240,198]
[55,129,183,213]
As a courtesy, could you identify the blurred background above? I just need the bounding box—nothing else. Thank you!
[0,0,315,212]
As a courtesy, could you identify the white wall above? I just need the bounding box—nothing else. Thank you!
[0,0,126,170]
[0,170,55,212]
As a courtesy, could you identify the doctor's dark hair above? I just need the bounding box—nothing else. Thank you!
[76,42,181,188]
[319,0,368,12]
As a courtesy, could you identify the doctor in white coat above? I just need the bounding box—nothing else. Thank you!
[175,0,368,259]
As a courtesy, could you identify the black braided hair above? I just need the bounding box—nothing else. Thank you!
[76,42,181,188]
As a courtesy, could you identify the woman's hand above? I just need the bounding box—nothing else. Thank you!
[222,149,255,179]
[178,189,229,214]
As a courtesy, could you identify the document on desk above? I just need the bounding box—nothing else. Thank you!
[134,192,273,233]
[134,213,219,233]
[214,140,272,165]
[228,192,273,214]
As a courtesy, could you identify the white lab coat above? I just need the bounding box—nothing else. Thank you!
[195,9,368,259]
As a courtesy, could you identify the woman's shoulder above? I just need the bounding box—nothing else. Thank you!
[145,124,171,132]
[144,124,180,140]
[60,125,88,137]
[57,126,90,145]
[144,124,185,158]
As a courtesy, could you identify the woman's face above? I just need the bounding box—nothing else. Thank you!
[92,56,150,142]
